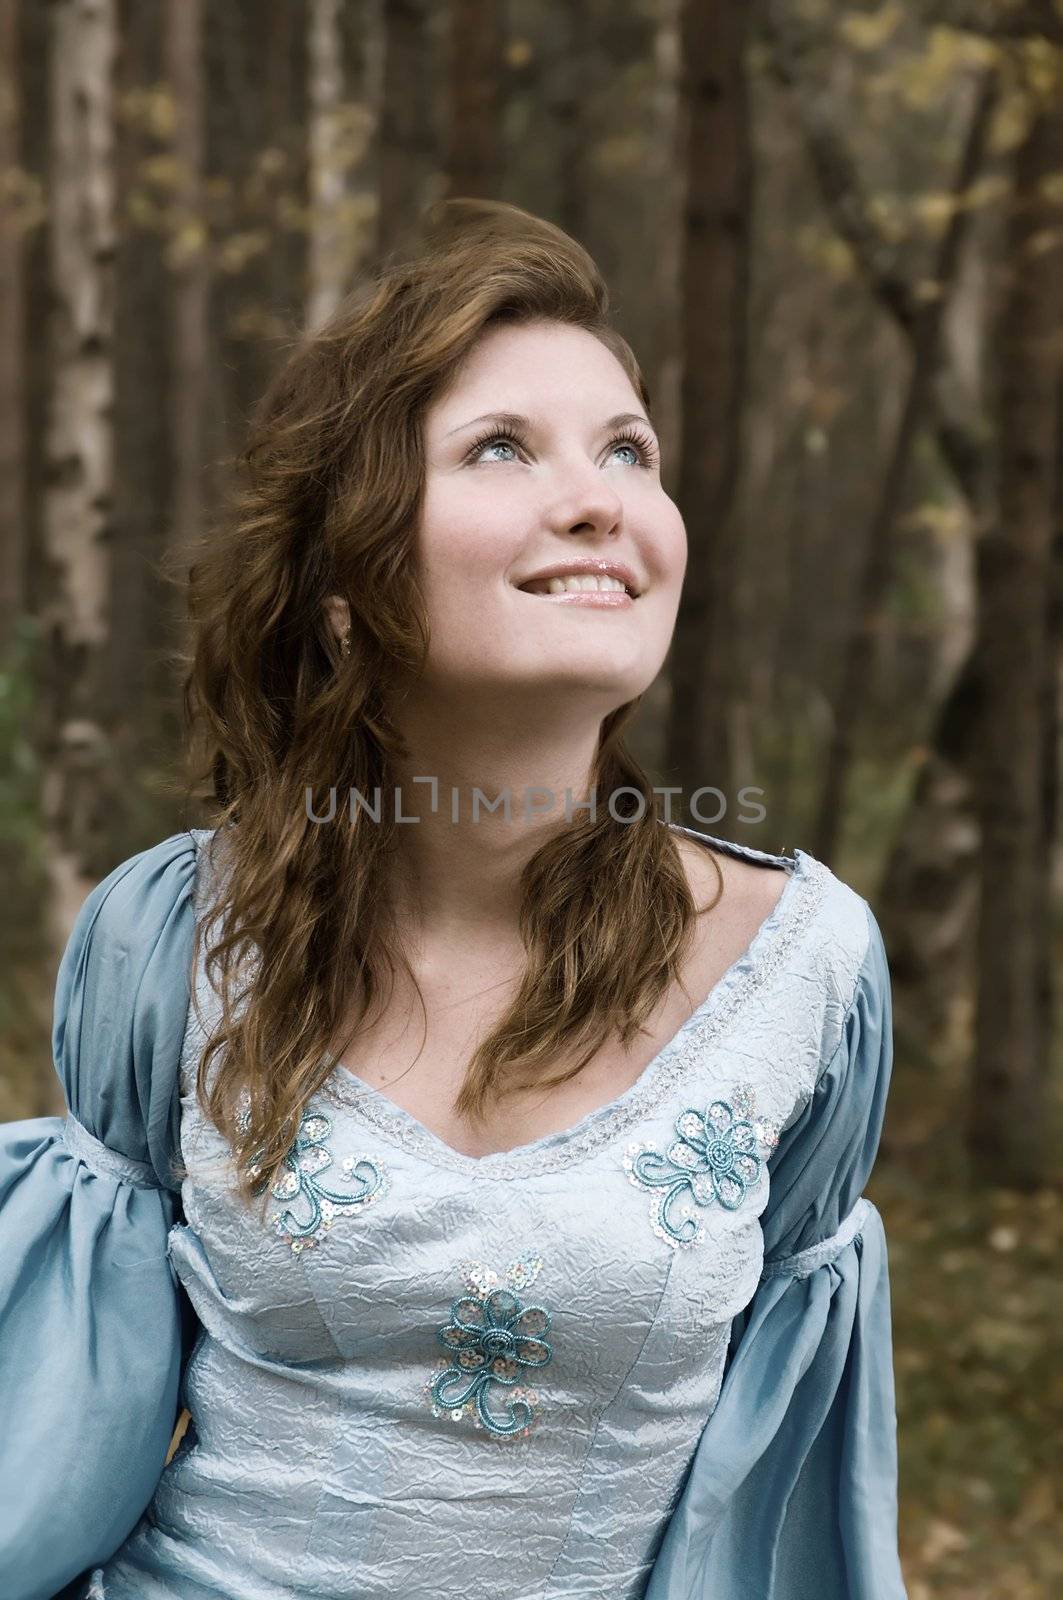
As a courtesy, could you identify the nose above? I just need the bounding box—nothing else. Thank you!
[545,464,624,541]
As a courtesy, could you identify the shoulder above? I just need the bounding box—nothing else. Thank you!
[787,849,888,1068]
[59,832,203,992]
[673,831,791,944]
[63,831,201,976]
[676,827,884,1026]
[52,831,204,1132]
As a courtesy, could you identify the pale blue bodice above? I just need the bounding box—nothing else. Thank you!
[88,825,866,1599]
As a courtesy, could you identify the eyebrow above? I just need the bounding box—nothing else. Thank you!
[444,410,658,441]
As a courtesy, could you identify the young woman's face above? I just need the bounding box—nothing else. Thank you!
[413,319,687,717]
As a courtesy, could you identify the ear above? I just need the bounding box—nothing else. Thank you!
[323,594,351,644]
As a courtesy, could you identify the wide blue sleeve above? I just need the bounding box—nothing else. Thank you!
[0,832,198,1600]
[645,902,908,1599]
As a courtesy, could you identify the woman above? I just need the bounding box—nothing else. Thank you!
[0,199,907,1599]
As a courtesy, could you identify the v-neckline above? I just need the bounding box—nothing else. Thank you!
[321,830,826,1179]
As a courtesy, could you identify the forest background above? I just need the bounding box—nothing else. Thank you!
[1,1,1061,1595]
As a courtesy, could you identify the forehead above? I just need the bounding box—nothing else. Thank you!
[427,321,637,424]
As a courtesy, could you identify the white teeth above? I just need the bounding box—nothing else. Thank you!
[531,574,629,595]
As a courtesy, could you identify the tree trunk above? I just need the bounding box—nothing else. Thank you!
[969,93,1063,1186]
[109,0,171,855]
[446,0,501,200]
[665,0,752,833]
[306,0,368,330]
[812,72,997,864]
[38,0,119,927]
[166,0,208,570]
[375,0,436,268]
[0,0,25,647]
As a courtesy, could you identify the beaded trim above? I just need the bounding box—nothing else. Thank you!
[323,853,828,1178]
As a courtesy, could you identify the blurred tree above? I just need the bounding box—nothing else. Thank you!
[0,0,24,648]
[375,0,438,266]
[38,0,121,933]
[971,68,1062,1186]
[166,0,208,584]
[665,0,752,832]
[446,0,503,199]
[307,0,377,327]
[761,5,993,1049]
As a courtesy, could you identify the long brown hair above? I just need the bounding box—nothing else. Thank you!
[172,197,719,1210]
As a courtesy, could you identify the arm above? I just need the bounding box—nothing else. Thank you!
[0,832,199,1600]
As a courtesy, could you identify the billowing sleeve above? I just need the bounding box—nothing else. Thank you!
[645,902,908,1600]
[0,832,199,1600]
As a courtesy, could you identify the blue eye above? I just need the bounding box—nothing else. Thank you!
[476,437,520,463]
[465,424,658,469]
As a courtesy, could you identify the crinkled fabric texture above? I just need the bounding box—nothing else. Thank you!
[643,906,907,1599]
[0,827,906,1600]
[0,832,197,1600]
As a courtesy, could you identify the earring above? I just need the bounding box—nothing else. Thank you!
[340,625,351,659]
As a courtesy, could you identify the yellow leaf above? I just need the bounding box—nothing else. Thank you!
[795,223,857,278]
[965,174,1011,211]
[1038,171,1063,204]
[990,87,1037,156]
[1025,226,1063,259]
[140,154,182,191]
[505,39,533,69]
[894,28,986,110]
[913,191,958,230]
[594,133,645,175]
[166,217,208,269]
[839,3,903,52]
[218,230,268,274]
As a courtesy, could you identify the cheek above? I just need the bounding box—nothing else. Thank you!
[649,504,687,585]
[417,486,519,592]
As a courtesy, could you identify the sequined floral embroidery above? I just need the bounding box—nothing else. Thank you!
[424,1251,552,1439]
[241,1091,389,1254]
[623,1081,780,1249]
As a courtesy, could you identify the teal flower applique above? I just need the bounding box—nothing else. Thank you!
[241,1093,389,1254]
[424,1251,553,1439]
[623,1081,780,1250]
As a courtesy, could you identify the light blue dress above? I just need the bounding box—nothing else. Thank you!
[0,824,908,1599]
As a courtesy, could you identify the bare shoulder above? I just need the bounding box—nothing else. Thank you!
[673,833,789,914]
[672,833,791,981]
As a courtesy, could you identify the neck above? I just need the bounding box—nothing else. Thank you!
[380,693,608,946]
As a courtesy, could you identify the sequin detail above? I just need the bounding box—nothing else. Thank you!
[323,854,825,1177]
[424,1251,552,1439]
[623,1083,780,1249]
[245,1100,389,1253]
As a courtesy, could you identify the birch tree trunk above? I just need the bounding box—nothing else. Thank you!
[39,0,118,931]
[306,0,347,329]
